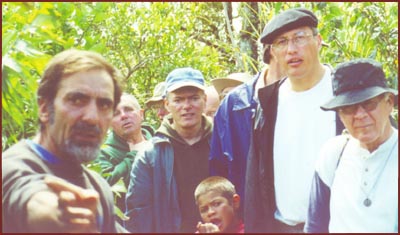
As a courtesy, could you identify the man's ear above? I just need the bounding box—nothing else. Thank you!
[316,34,322,50]
[387,93,395,106]
[164,99,171,113]
[232,194,240,210]
[38,98,50,123]
[139,109,145,121]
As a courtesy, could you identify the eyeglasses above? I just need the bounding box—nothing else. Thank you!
[270,31,316,51]
[337,95,385,115]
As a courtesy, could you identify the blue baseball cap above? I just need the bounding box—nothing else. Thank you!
[164,67,205,94]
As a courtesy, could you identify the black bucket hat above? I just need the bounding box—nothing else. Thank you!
[321,58,398,111]
[260,8,318,64]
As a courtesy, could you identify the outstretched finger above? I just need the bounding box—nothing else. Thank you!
[45,176,85,196]
[58,190,77,208]
[58,201,99,233]
[45,176,99,202]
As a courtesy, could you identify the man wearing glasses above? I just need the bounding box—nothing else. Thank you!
[305,59,398,233]
[245,8,345,232]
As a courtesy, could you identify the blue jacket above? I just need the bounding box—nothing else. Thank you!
[209,74,259,204]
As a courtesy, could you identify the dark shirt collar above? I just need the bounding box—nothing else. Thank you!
[26,139,61,164]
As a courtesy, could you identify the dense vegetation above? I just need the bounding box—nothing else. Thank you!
[2,2,398,150]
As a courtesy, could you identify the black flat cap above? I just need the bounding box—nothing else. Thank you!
[321,58,398,111]
[260,8,318,45]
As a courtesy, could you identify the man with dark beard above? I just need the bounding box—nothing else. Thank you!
[2,49,126,233]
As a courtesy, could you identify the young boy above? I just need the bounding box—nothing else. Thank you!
[194,176,244,233]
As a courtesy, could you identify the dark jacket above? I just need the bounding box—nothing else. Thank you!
[2,140,125,233]
[244,78,345,233]
[124,115,212,233]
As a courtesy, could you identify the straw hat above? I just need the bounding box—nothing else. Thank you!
[145,82,166,109]
[211,73,253,95]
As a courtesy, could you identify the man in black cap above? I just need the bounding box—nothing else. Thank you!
[209,27,285,223]
[244,8,345,232]
[305,58,398,233]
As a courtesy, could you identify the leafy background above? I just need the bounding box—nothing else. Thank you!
[3,2,398,150]
[2,1,398,220]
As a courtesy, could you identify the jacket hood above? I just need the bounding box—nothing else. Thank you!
[102,130,129,151]
[156,114,212,144]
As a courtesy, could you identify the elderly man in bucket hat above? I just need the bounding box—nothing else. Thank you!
[125,67,213,233]
[305,58,398,233]
[244,8,345,232]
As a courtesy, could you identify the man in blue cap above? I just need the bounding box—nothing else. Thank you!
[125,67,213,233]
[305,58,398,233]
[244,8,345,232]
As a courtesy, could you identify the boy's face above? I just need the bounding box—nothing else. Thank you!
[197,191,239,232]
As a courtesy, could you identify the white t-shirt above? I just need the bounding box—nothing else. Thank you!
[274,65,336,225]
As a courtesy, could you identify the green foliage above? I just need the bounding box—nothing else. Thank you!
[87,161,129,221]
[315,2,398,121]
[2,0,398,149]
[3,2,52,149]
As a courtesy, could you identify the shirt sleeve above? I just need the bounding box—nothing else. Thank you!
[209,98,231,178]
[124,149,154,232]
[305,136,349,233]
[304,171,331,233]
